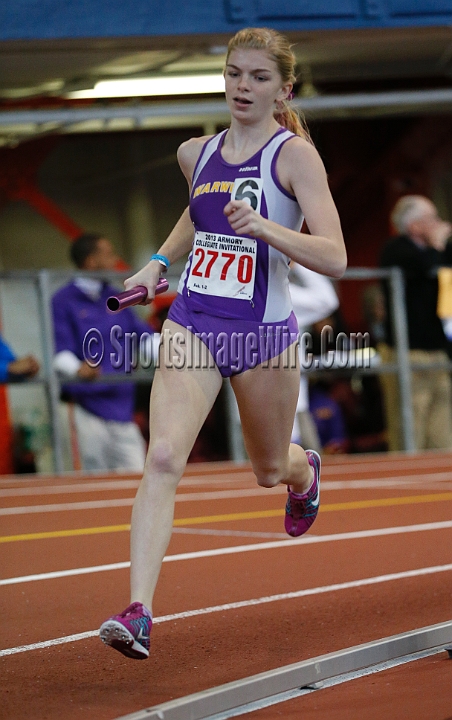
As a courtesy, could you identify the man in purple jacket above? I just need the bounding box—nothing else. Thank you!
[52,234,157,471]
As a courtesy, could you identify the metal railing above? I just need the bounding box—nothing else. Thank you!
[1,266,448,471]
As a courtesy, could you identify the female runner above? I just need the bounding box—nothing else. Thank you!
[99,26,347,659]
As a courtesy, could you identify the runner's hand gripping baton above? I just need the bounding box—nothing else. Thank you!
[106,278,169,313]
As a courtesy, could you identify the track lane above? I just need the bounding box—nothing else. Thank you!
[1,453,452,720]
[2,573,452,720]
[2,479,452,529]
[2,490,452,579]
[2,520,451,647]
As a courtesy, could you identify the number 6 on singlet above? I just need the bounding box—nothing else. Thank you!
[231,177,263,214]
[187,231,257,300]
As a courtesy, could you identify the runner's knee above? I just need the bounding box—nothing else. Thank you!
[254,463,285,488]
[145,439,185,479]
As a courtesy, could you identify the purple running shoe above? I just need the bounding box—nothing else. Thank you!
[99,602,152,660]
[284,450,321,537]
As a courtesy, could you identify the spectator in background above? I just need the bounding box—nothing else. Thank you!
[362,283,387,347]
[359,284,389,453]
[52,233,158,472]
[308,314,350,454]
[289,262,340,452]
[380,195,452,451]
[0,334,40,473]
[308,310,387,454]
[0,334,40,382]
[309,379,348,454]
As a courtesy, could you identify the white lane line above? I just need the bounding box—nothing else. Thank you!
[2,520,451,587]
[172,528,289,539]
[0,489,282,514]
[320,457,452,473]
[0,471,253,491]
[2,562,452,657]
[328,474,452,486]
[0,455,450,491]
[180,474,253,486]
[0,498,135,515]
[0,562,131,585]
[4,476,452,514]
[0,631,99,656]
[1,463,452,499]
[0,474,254,497]
[0,480,141,498]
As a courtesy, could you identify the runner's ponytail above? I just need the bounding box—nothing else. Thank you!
[274,98,313,143]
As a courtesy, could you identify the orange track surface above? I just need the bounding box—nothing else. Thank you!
[1,452,452,720]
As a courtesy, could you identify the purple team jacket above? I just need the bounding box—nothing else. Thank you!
[52,282,153,422]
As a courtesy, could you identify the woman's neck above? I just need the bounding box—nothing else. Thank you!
[222,118,281,164]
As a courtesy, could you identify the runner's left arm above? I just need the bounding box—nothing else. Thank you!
[223,137,347,278]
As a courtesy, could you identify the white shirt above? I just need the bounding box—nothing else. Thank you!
[289,264,339,413]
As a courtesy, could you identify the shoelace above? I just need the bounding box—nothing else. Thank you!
[119,602,143,618]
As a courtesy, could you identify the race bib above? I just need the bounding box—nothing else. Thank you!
[231,177,263,214]
[187,231,256,300]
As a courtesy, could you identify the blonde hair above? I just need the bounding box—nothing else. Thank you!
[226,27,312,143]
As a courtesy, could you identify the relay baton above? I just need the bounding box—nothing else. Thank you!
[106,278,169,313]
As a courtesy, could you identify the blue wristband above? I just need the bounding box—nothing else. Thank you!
[150,253,170,271]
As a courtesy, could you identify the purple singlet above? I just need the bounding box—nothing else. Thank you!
[168,127,304,376]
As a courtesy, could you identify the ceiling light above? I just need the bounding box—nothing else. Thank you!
[209,45,228,55]
[67,74,225,99]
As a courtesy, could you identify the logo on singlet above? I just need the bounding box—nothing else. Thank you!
[239,166,258,172]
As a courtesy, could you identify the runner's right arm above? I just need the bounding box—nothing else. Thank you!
[123,137,209,299]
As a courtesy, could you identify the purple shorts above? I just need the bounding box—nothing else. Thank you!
[167,293,299,378]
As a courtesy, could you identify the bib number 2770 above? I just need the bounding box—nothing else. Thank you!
[192,248,253,284]
[187,231,256,300]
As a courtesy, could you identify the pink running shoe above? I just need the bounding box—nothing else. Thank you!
[284,450,321,537]
[99,602,152,660]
